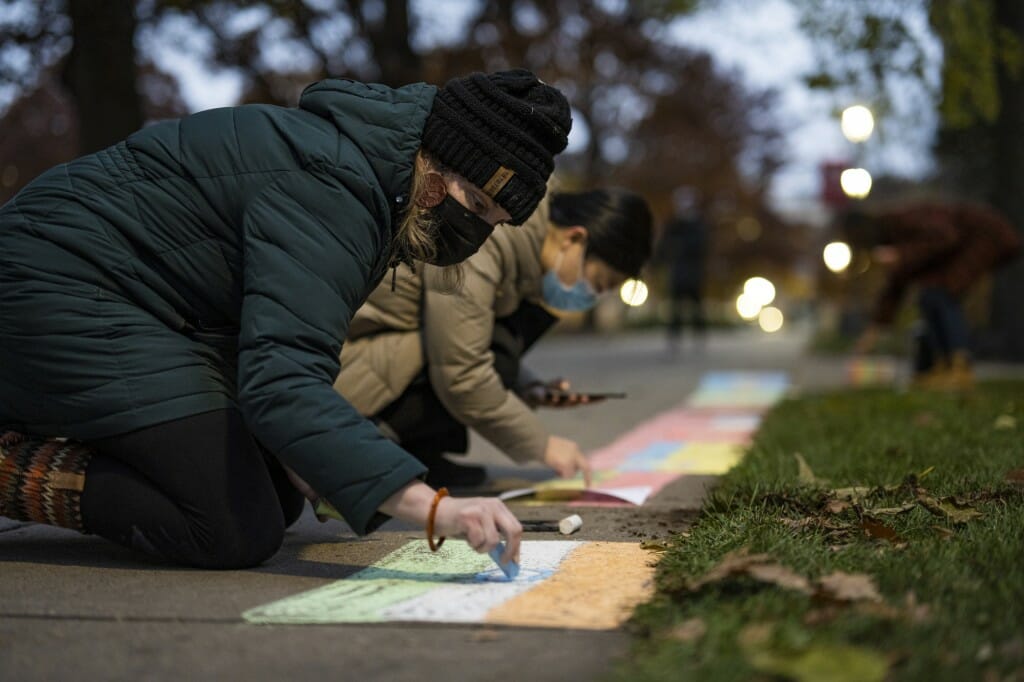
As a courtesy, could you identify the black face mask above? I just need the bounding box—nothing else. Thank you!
[427,194,496,266]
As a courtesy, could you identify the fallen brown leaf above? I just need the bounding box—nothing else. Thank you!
[865,504,917,517]
[860,517,904,543]
[795,453,826,485]
[747,563,814,595]
[916,493,984,524]
[825,499,852,514]
[832,486,873,502]
[1006,468,1024,489]
[688,548,812,595]
[931,525,956,540]
[816,571,883,603]
[994,415,1017,430]
[903,592,931,624]
[668,617,707,643]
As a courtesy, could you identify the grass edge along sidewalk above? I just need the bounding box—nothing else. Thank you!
[612,380,1024,682]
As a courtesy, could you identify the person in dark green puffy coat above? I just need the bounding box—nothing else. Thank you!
[0,70,571,568]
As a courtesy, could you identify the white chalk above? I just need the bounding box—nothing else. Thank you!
[558,514,583,535]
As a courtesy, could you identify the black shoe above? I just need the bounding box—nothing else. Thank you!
[419,454,488,489]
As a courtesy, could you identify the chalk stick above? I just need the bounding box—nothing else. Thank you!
[559,514,583,535]
[488,542,520,580]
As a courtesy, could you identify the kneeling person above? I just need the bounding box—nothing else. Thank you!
[336,188,653,486]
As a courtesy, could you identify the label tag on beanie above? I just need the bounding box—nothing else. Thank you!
[482,166,515,198]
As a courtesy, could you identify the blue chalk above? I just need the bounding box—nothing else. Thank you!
[488,542,520,580]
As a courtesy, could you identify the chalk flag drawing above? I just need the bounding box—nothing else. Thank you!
[243,540,655,629]
[500,371,789,506]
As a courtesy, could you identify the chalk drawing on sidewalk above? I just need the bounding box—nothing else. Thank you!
[243,540,654,629]
[501,371,788,507]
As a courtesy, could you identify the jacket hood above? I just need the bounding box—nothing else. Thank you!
[299,79,437,205]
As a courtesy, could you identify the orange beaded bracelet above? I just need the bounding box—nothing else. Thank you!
[427,487,449,551]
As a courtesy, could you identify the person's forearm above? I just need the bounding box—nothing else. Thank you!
[378,480,437,526]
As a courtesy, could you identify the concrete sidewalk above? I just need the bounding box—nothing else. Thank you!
[1,327,828,681]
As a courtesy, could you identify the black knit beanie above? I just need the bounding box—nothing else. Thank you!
[421,69,571,225]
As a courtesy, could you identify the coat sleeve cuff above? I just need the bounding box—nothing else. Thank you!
[325,456,428,536]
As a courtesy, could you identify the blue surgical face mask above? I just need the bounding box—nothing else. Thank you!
[542,249,598,312]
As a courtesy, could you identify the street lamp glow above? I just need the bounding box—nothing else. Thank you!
[758,306,784,333]
[841,105,875,143]
[840,168,872,199]
[823,241,853,273]
[743,276,776,306]
[619,278,648,307]
[736,293,762,320]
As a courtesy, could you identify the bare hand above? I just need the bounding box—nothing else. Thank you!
[543,435,593,487]
[433,496,523,563]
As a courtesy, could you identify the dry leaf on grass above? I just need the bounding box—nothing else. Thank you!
[865,502,917,516]
[1005,468,1024,489]
[795,453,827,485]
[688,548,812,595]
[825,499,852,514]
[994,415,1017,430]
[832,486,874,502]
[640,540,670,552]
[931,525,956,539]
[816,571,883,603]
[915,492,984,524]
[860,517,904,544]
[668,618,707,643]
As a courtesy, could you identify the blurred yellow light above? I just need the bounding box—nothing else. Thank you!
[841,105,874,143]
[620,278,648,307]
[736,293,762,320]
[823,241,852,273]
[743,276,776,306]
[840,168,872,199]
[758,306,784,333]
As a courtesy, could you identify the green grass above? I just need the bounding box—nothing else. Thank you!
[613,381,1024,682]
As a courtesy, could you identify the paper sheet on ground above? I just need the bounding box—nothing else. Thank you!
[243,540,655,629]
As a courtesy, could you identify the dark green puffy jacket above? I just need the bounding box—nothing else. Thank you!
[0,79,434,534]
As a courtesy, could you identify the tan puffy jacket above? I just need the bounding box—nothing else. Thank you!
[335,205,550,462]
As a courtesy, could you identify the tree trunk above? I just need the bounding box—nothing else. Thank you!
[986,0,1024,360]
[368,0,422,87]
[62,0,143,155]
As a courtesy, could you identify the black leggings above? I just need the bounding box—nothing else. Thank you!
[80,409,305,569]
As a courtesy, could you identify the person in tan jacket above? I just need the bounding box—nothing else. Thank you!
[335,188,653,486]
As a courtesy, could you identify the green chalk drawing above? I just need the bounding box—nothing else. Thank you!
[244,540,581,625]
[244,541,497,624]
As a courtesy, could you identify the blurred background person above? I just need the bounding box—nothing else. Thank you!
[657,188,709,357]
[846,201,1021,389]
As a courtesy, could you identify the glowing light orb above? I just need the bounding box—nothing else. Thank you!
[758,306,784,333]
[823,241,853,273]
[840,168,872,199]
[743,276,776,306]
[736,293,762,320]
[619,278,649,307]
[841,105,875,143]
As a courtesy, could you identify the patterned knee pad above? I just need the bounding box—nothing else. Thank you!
[0,432,91,531]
